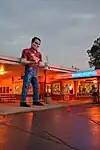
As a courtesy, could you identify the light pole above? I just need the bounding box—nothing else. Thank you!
[44,56,49,104]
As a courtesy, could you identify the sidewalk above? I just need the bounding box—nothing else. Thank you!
[0,100,92,115]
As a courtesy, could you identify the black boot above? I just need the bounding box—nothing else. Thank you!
[20,102,30,107]
[33,102,44,106]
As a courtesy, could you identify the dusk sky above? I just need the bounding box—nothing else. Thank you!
[0,0,100,69]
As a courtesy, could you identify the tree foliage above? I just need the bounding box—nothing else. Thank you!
[87,37,100,69]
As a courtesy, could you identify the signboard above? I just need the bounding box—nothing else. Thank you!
[72,70,96,78]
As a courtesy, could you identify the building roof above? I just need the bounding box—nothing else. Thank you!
[0,55,76,73]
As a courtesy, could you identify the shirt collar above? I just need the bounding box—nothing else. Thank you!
[30,47,38,53]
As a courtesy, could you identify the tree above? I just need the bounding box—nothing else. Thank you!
[87,37,100,69]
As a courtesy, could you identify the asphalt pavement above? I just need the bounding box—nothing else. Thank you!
[0,104,100,150]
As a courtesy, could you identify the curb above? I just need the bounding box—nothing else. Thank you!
[0,101,92,116]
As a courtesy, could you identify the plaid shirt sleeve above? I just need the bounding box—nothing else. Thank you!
[38,52,42,62]
[21,49,28,59]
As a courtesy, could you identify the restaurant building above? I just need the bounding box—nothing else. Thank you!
[0,55,99,103]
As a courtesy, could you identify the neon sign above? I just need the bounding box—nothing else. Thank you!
[72,70,96,78]
[96,69,100,76]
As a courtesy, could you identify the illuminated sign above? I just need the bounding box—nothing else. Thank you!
[96,69,100,76]
[72,70,96,78]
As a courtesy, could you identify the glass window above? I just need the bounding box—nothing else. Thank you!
[6,87,9,93]
[0,87,2,93]
[3,87,5,93]
[62,81,74,94]
[76,78,97,96]
[52,82,60,95]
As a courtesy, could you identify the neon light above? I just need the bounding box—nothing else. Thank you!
[96,69,100,76]
[72,70,96,78]
[0,65,6,75]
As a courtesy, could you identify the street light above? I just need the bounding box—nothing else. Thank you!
[72,65,79,71]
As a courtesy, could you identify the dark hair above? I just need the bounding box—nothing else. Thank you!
[31,37,41,43]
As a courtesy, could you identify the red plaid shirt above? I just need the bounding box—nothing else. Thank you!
[21,47,42,67]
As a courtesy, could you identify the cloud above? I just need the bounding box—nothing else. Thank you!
[70,13,95,20]
[0,0,100,69]
[3,35,31,45]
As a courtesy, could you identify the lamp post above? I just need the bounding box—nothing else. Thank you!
[44,56,49,104]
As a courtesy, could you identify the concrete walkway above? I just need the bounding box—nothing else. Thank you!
[0,100,92,115]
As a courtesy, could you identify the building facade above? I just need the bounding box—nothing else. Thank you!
[0,55,100,103]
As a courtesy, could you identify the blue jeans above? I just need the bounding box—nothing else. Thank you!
[21,67,39,103]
